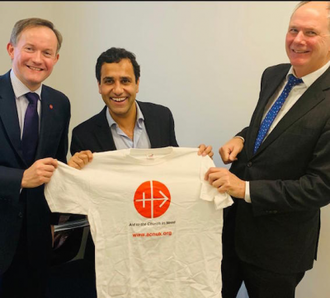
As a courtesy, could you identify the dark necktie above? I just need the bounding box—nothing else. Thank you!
[22,92,39,166]
[253,74,303,154]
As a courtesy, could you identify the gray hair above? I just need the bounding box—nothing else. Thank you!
[293,2,330,32]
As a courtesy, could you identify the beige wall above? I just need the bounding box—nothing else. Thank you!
[0,2,329,297]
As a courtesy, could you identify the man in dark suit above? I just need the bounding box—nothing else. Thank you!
[0,18,70,298]
[67,48,213,292]
[69,47,212,165]
[205,2,330,298]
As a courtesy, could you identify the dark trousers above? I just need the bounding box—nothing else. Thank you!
[221,204,305,298]
[0,221,49,298]
[222,254,305,298]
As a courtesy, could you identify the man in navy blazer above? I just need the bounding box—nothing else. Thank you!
[67,48,213,293]
[69,47,212,165]
[70,48,179,155]
[205,2,330,298]
[0,18,70,298]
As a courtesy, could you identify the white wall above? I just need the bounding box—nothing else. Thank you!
[0,2,329,297]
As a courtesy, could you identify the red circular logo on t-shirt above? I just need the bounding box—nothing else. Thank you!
[134,181,171,218]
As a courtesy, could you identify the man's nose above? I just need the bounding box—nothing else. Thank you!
[31,51,43,64]
[293,31,306,44]
[113,82,123,94]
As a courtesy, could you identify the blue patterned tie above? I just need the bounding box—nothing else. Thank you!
[254,74,303,154]
[22,92,39,166]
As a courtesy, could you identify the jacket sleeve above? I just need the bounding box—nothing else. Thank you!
[0,166,24,204]
[168,108,179,147]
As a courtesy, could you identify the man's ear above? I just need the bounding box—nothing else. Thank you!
[7,43,15,60]
[136,78,140,93]
[54,53,60,65]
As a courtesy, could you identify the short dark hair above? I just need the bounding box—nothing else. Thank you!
[95,47,140,83]
[10,18,62,53]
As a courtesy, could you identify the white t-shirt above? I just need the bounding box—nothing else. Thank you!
[45,147,233,298]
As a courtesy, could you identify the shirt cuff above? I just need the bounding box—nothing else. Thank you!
[244,181,251,203]
[234,136,245,143]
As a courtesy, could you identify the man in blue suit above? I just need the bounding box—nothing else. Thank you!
[205,2,330,298]
[0,18,70,298]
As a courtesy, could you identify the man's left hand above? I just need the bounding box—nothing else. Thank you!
[68,150,93,169]
[198,144,214,159]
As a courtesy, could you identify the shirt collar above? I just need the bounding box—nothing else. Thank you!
[10,69,42,99]
[288,60,330,88]
[107,101,145,128]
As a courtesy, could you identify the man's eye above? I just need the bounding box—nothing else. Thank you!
[305,31,317,37]
[289,28,299,34]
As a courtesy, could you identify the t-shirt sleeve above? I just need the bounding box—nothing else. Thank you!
[44,161,90,215]
[199,156,233,210]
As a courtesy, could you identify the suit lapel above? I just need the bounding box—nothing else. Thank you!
[254,66,330,156]
[0,71,24,161]
[35,87,53,159]
[138,101,161,148]
[93,106,117,151]
[248,69,288,157]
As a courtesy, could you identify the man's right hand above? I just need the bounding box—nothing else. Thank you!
[219,137,244,164]
[21,158,58,188]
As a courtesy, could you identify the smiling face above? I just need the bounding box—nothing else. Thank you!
[7,25,59,91]
[98,58,140,122]
[286,2,330,78]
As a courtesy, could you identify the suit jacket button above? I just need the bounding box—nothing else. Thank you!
[18,212,23,218]
[247,162,252,167]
